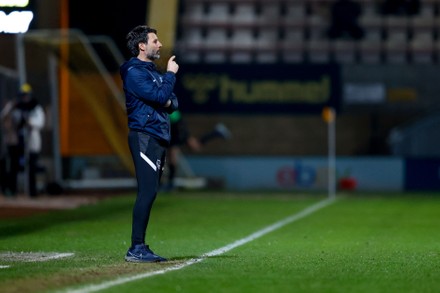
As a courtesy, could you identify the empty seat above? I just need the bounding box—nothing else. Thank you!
[358,0,380,16]
[306,39,331,63]
[183,27,203,48]
[258,2,280,23]
[409,35,434,63]
[332,40,358,64]
[206,2,230,25]
[281,41,305,63]
[182,2,204,24]
[179,27,203,63]
[283,24,306,43]
[282,4,307,64]
[307,14,329,40]
[204,28,228,46]
[359,39,383,63]
[419,0,436,18]
[283,1,307,21]
[230,28,255,63]
[384,38,408,63]
[281,1,306,49]
[256,28,279,63]
[359,14,384,41]
[231,28,255,46]
[204,28,228,63]
[257,28,278,46]
[384,16,409,41]
[410,16,435,42]
[232,3,256,25]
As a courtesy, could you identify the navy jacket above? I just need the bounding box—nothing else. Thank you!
[120,57,178,144]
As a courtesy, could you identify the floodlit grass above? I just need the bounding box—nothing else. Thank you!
[0,191,440,293]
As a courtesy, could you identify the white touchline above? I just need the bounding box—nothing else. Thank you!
[42,253,75,261]
[0,252,75,267]
[62,198,336,293]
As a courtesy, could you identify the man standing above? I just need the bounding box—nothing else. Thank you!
[120,25,179,262]
[0,83,45,197]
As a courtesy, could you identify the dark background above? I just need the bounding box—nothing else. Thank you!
[69,0,148,58]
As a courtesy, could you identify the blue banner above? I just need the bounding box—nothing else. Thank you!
[405,158,440,190]
[174,63,341,114]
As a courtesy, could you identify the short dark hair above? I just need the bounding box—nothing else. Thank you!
[126,25,157,57]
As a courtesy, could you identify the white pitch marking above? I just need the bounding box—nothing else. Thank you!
[0,252,74,262]
[0,252,74,269]
[62,198,336,293]
[34,252,75,261]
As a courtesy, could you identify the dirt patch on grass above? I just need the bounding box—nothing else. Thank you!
[1,259,188,293]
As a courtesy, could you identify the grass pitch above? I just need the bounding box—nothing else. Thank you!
[0,191,439,293]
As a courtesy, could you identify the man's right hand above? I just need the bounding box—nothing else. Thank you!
[167,55,179,74]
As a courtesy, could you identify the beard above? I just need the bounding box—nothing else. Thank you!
[147,50,160,60]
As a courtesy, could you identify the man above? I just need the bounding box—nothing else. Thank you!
[120,25,179,262]
[165,110,231,191]
[0,83,45,197]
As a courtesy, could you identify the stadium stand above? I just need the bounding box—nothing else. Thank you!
[176,0,440,64]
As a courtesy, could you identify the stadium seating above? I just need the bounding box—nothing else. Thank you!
[177,0,440,64]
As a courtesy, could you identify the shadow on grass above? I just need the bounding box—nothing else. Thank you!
[0,196,134,239]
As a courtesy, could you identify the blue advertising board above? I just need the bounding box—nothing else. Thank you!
[174,63,341,114]
[186,156,404,191]
[405,158,440,190]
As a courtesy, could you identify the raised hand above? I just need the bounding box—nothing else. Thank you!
[167,55,179,74]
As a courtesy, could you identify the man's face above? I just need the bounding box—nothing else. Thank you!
[144,32,162,60]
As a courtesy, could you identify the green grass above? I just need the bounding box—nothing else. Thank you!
[1,191,440,293]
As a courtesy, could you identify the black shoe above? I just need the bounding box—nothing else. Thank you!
[125,244,167,263]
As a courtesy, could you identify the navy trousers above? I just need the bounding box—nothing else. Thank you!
[128,131,167,247]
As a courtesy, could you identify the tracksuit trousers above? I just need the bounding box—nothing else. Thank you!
[128,130,167,247]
